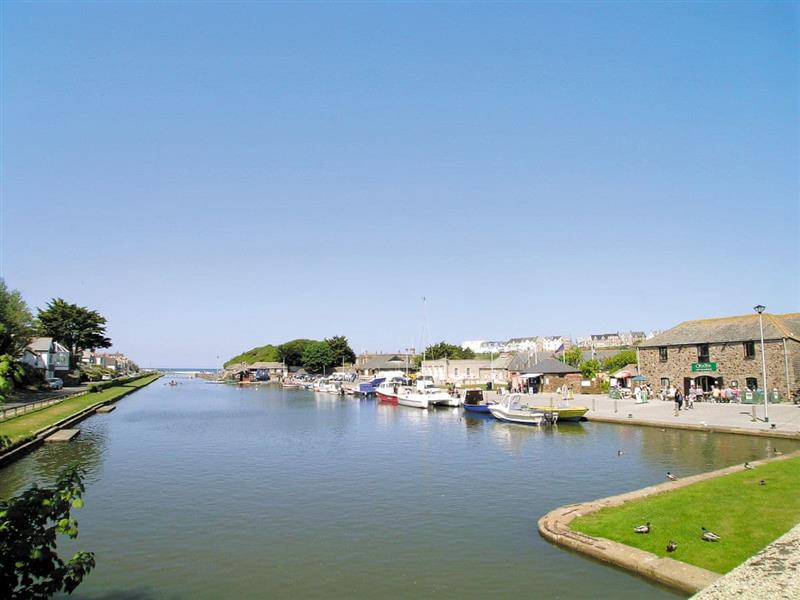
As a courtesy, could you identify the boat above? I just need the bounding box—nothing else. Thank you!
[314,379,341,394]
[488,393,545,425]
[396,381,453,409]
[462,389,495,413]
[376,378,405,404]
[528,405,588,422]
[357,377,385,396]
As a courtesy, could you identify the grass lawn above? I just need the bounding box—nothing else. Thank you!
[571,456,800,574]
[0,374,161,444]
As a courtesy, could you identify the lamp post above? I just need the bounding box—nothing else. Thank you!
[754,305,769,423]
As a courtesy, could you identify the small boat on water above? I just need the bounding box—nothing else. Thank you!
[462,389,494,413]
[528,406,589,422]
[357,377,385,396]
[397,381,453,409]
[376,378,406,404]
[489,393,545,425]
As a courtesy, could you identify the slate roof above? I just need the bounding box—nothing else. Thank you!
[505,353,580,374]
[28,337,53,353]
[640,313,800,347]
[360,354,415,370]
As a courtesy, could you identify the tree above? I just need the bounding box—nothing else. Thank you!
[422,342,475,361]
[325,335,355,366]
[278,339,316,367]
[563,347,583,368]
[301,341,336,373]
[224,344,281,367]
[0,466,95,599]
[602,350,638,373]
[36,299,111,369]
[0,278,34,357]
[580,359,601,379]
[0,355,25,403]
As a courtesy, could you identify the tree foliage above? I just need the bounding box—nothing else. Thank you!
[422,342,475,361]
[224,344,280,367]
[579,359,602,379]
[277,339,316,367]
[563,347,583,367]
[324,335,355,366]
[0,279,34,357]
[301,341,336,373]
[0,466,95,599]
[602,350,638,373]
[0,354,25,403]
[36,299,111,369]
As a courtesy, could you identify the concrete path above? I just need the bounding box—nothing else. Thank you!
[485,391,800,437]
[3,386,89,409]
[693,523,800,599]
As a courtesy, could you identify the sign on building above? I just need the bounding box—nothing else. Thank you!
[691,362,717,372]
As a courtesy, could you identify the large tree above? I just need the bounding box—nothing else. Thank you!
[422,342,475,361]
[278,339,315,367]
[602,349,638,373]
[0,278,34,357]
[301,340,336,373]
[0,466,95,599]
[36,299,111,369]
[325,335,356,367]
[563,346,583,367]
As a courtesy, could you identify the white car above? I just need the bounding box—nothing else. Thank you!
[45,377,64,390]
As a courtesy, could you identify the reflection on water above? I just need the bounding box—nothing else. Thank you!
[1,380,797,600]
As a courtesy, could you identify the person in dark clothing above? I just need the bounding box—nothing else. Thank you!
[675,388,684,412]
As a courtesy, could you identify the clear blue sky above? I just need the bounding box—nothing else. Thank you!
[2,2,798,368]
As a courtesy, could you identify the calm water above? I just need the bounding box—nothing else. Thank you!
[2,379,796,599]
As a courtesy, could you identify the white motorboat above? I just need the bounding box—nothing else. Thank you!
[488,393,545,425]
[397,381,453,409]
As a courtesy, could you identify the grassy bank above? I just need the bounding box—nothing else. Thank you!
[0,374,161,445]
[571,456,800,574]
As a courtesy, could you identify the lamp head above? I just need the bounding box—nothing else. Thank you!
[753,305,766,314]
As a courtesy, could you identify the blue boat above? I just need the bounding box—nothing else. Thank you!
[462,389,494,413]
[358,377,385,396]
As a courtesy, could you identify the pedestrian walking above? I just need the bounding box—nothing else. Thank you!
[675,388,684,413]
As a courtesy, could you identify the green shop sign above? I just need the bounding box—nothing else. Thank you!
[691,362,717,372]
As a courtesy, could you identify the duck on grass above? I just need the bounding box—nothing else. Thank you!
[570,457,800,574]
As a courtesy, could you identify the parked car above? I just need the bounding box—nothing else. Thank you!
[45,377,64,390]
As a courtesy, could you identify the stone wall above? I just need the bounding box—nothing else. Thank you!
[639,338,799,396]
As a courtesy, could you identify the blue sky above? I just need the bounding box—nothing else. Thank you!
[2,2,798,367]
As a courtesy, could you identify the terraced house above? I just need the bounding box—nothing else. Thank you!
[638,312,800,397]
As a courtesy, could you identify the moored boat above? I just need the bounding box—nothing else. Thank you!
[488,393,545,425]
[375,379,403,404]
[462,389,494,413]
[528,406,588,422]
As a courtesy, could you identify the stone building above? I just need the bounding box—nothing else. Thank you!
[638,313,800,397]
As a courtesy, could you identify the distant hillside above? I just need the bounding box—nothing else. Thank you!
[224,344,280,367]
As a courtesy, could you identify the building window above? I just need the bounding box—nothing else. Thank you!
[659,347,668,362]
[744,341,755,360]
[697,344,710,363]
[746,377,758,390]
[466,368,471,376]
[660,377,670,389]
[454,368,459,377]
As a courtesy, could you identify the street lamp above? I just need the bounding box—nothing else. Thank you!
[754,305,769,423]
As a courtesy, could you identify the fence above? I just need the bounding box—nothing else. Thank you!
[0,395,76,423]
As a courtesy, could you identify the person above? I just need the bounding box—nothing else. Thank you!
[668,385,676,402]
[688,386,696,409]
[634,385,641,403]
[712,385,720,403]
[567,385,574,401]
[675,387,684,412]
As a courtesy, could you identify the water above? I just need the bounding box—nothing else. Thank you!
[2,379,795,599]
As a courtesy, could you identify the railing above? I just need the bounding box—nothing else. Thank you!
[0,396,71,422]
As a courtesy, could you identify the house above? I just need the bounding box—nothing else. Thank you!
[23,337,71,379]
[638,312,800,396]
[248,361,286,380]
[505,353,582,393]
[420,356,511,385]
[589,333,624,348]
[355,353,417,377]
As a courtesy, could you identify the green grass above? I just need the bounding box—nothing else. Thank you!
[0,374,161,444]
[571,457,800,574]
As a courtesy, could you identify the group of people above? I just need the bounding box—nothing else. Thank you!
[659,383,745,410]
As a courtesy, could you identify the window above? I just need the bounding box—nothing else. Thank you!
[697,344,710,363]
[660,377,670,389]
[746,377,758,390]
[659,347,668,362]
[454,368,459,377]
[466,367,471,377]
[744,341,755,359]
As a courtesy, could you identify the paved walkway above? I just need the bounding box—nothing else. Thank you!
[485,391,800,437]
[693,523,800,599]
[2,386,89,409]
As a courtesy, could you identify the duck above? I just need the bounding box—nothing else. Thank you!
[617,450,624,456]
[666,541,677,553]
[701,527,720,542]
[759,479,766,486]
[667,472,678,481]
[634,522,651,534]
[744,462,754,470]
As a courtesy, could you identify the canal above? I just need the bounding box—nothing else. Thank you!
[2,378,797,599]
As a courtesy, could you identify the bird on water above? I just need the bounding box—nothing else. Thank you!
[666,541,677,553]
[701,527,720,542]
[633,522,650,534]
[617,450,624,456]
[667,472,678,481]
